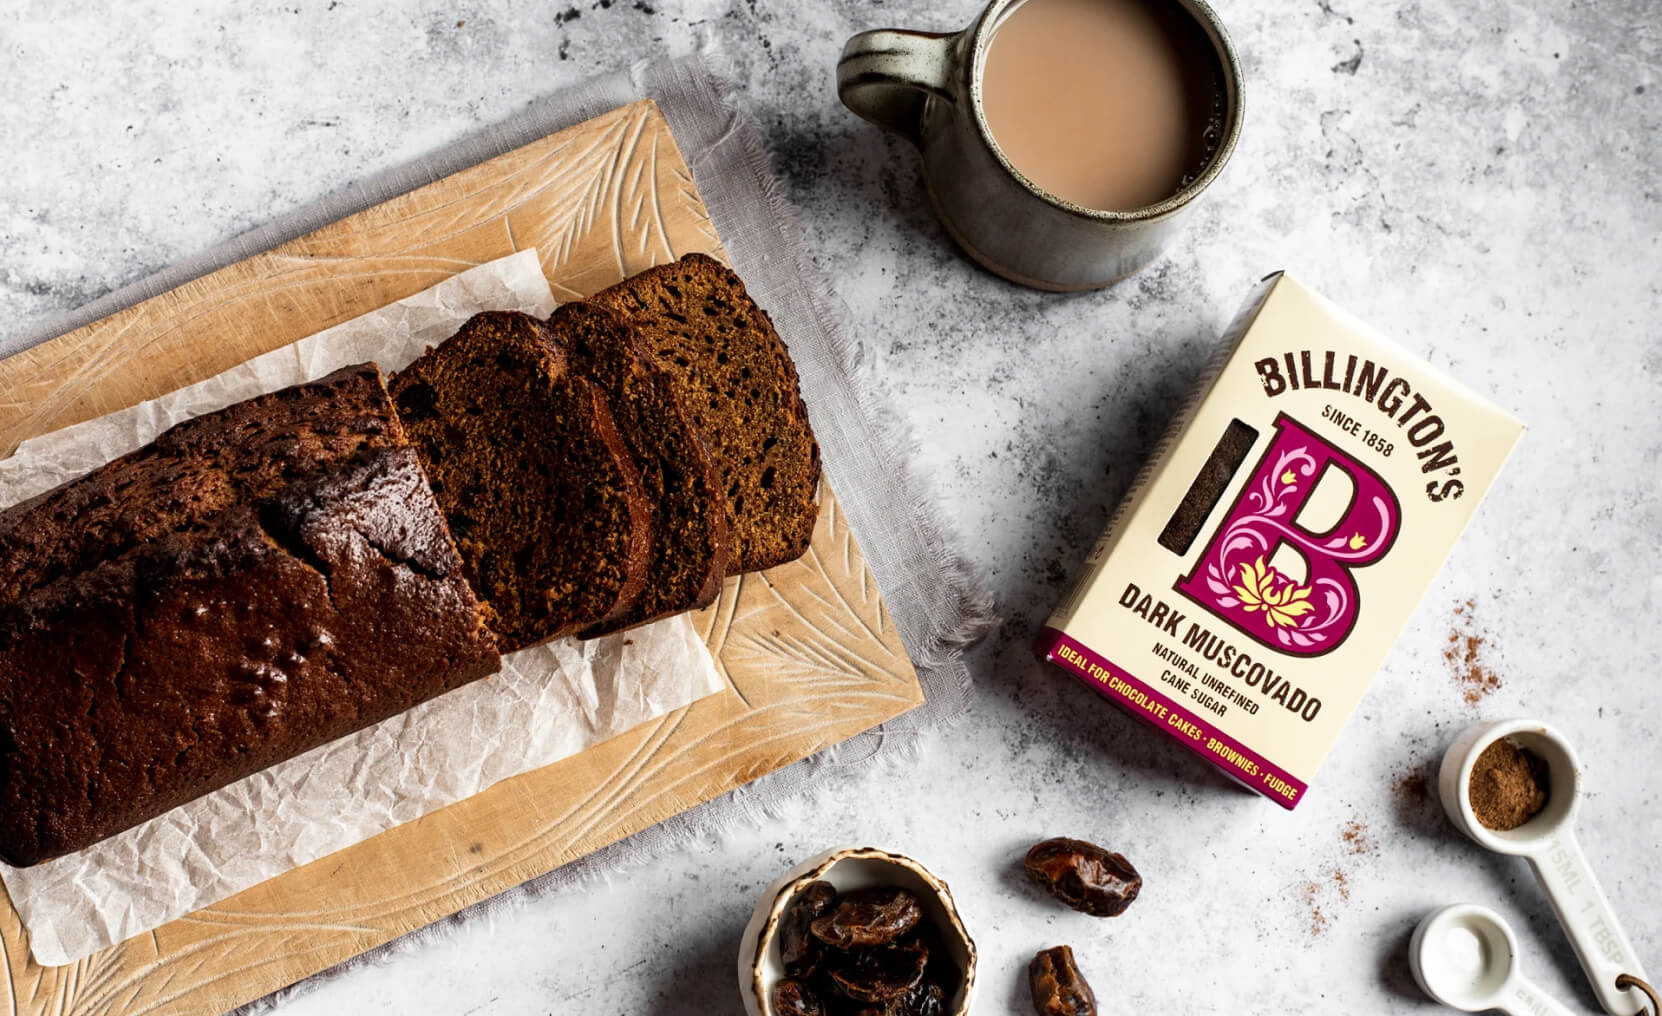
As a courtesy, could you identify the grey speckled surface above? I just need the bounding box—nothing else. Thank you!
[4,1,1661,1013]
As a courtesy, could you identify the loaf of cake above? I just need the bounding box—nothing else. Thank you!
[388,311,651,651]
[546,302,729,636]
[591,253,821,574]
[0,254,821,867]
[0,440,501,867]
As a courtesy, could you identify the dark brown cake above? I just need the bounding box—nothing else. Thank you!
[0,362,403,614]
[591,253,820,573]
[546,301,729,636]
[389,311,651,650]
[0,446,500,867]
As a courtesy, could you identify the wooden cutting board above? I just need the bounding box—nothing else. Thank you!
[0,99,923,1016]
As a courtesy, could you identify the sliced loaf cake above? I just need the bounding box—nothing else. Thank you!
[388,312,650,651]
[590,253,820,574]
[545,301,728,635]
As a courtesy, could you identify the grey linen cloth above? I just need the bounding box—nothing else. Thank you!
[2,53,994,1006]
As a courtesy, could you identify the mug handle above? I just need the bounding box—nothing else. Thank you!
[836,30,958,147]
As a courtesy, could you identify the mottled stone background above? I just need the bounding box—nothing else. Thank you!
[2,1,1659,1013]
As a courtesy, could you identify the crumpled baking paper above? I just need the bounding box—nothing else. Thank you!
[0,249,725,966]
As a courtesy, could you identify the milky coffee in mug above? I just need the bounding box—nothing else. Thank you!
[839,0,1242,290]
[981,0,1227,211]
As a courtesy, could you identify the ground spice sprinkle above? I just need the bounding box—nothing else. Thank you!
[1469,738,1550,831]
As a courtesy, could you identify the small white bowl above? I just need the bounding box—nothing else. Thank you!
[738,846,978,1016]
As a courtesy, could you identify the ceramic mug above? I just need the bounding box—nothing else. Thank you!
[837,0,1244,291]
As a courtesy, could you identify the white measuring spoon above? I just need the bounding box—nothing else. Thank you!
[1412,904,1579,1015]
[1440,719,1650,1015]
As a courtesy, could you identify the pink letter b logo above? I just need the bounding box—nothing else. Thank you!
[1176,414,1400,656]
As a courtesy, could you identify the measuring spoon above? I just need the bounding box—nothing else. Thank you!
[1440,719,1649,1015]
[1412,904,1579,1015]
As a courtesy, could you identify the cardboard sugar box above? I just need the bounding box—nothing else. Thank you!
[1037,273,1524,808]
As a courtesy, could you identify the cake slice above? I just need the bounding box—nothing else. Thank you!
[545,301,728,635]
[388,311,650,650]
[590,253,821,573]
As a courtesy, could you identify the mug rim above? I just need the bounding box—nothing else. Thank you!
[964,0,1246,223]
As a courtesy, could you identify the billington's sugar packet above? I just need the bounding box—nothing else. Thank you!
[1037,274,1524,808]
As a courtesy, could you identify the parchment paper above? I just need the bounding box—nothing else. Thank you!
[0,249,725,967]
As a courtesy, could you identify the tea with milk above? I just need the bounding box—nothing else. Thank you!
[980,0,1227,211]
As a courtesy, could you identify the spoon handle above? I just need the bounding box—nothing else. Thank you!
[1501,974,1585,1016]
[1528,829,1649,1015]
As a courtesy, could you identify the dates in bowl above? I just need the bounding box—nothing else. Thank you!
[739,847,977,1016]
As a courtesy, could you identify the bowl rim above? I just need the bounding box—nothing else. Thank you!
[745,845,979,1015]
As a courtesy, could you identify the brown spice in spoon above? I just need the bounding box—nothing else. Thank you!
[1469,739,1551,831]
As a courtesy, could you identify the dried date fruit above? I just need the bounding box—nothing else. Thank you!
[810,887,923,949]
[826,938,929,1003]
[1029,945,1096,1016]
[772,978,828,1016]
[1024,837,1142,917]
[852,980,949,1016]
[914,922,962,998]
[781,880,839,976]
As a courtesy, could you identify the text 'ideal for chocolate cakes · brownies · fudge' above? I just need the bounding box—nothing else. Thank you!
[591,253,822,575]
[389,310,652,651]
[0,368,501,867]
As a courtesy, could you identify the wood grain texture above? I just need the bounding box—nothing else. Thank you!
[0,99,922,1016]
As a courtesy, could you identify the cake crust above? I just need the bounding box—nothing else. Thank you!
[0,363,405,614]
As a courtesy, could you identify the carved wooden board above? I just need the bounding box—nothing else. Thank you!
[0,100,923,1016]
